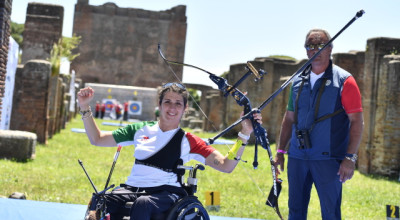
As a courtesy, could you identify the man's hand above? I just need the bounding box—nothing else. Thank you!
[337,159,355,183]
[274,153,285,175]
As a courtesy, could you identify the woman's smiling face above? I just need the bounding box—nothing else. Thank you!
[158,91,186,131]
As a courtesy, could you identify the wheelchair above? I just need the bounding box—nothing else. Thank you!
[80,158,210,220]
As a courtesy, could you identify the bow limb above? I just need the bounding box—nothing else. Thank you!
[255,122,284,220]
[158,44,231,92]
[158,44,215,76]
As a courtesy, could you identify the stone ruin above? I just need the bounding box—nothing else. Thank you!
[0,0,39,160]
[21,3,63,64]
[71,0,187,88]
[0,130,36,160]
[0,1,76,159]
[0,1,398,179]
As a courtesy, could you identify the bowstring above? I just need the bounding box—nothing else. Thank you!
[162,60,216,129]
[161,56,268,199]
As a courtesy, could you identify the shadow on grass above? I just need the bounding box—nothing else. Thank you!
[358,171,400,183]
[0,157,33,163]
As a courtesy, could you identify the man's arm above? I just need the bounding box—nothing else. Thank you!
[274,110,295,173]
[337,112,364,182]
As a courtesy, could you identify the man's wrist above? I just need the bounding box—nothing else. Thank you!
[277,149,287,154]
[345,153,358,163]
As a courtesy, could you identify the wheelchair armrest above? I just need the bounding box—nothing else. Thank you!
[177,164,206,195]
[177,164,205,179]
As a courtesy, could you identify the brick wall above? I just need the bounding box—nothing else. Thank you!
[370,55,400,177]
[10,60,51,144]
[21,2,63,64]
[358,38,400,176]
[71,1,187,88]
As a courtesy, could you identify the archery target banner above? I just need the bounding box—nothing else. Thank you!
[1,37,19,130]
[128,101,142,115]
[102,99,117,113]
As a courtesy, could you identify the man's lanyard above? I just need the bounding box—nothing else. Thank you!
[294,75,344,132]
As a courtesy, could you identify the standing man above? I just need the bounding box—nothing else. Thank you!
[274,28,364,219]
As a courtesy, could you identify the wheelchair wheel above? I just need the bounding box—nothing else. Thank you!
[166,196,210,220]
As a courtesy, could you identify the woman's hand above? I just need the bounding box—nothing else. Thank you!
[240,111,262,141]
[77,87,95,110]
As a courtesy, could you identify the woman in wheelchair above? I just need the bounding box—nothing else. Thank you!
[77,82,262,220]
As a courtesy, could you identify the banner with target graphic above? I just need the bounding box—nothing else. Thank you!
[102,99,117,113]
[128,101,142,116]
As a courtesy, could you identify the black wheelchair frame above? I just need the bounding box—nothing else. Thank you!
[79,151,210,220]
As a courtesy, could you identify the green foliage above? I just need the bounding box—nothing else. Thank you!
[59,35,82,62]
[0,117,399,219]
[268,55,297,61]
[10,21,24,63]
[390,47,398,55]
[10,21,24,48]
[220,71,229,78]
[188,88,201,110]
[48,34,81,75]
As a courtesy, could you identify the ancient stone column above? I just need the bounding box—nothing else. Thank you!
[368,55,400,177]
[359,37,400,175]
[203,90,224,132]
[10,60,51,144]
[332,51,365,90]
[21,2,63,64]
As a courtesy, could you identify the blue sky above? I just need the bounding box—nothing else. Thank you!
[11,0,400,87]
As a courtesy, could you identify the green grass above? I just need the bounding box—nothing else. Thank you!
[1,117,399,219]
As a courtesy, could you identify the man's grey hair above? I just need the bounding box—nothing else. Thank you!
[304,28,333,48]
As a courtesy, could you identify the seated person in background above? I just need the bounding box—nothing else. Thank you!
[77,82,262,220]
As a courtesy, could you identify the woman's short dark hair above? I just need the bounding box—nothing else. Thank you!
[158,82,188,107]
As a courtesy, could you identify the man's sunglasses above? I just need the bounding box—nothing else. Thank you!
[305,43,326,51]
[162,82,186,90]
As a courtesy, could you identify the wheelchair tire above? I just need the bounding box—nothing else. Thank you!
[166,196,210,220]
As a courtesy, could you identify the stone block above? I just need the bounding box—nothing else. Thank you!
[189,119,203,130]
[0,130,37,160]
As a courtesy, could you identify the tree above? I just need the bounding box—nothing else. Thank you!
[48,34,81,75]
[10,21,24,62]
[188,88,201,111]
[10,21,24,48]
